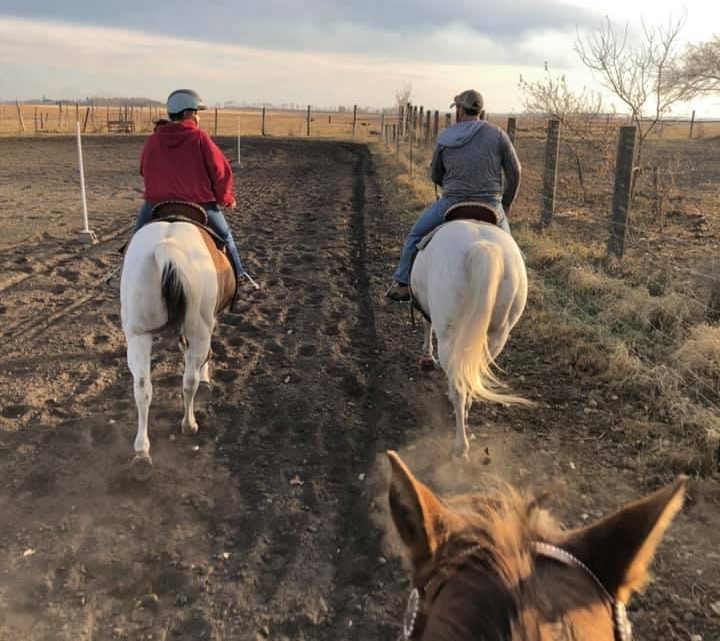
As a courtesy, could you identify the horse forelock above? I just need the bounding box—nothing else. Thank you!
[440,487,561,589]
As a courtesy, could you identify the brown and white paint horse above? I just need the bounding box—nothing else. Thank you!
[120,214,235,479]
[386,450,686,641]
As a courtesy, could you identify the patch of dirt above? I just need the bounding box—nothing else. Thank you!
[0,135,717,640]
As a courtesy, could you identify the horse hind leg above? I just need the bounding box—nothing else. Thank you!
[180,334,212,391]
[419,319,436,371]
[438,335,470,459]
[199,358,210,385]
[127,333,154,480]
[449,381,470,460]
[181,325,212,435]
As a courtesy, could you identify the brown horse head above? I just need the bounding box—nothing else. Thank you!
[386,451,686,641]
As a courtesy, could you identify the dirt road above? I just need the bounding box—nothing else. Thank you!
[0,135,717,640]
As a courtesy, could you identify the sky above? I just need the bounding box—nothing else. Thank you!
[1,0,719,116]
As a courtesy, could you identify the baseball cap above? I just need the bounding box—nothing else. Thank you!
[450,89,484,111]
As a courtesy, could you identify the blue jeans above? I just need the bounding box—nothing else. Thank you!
[134,201,244,280]
[392,195,511,284]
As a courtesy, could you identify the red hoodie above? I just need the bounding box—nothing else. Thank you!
[140,120,235,207]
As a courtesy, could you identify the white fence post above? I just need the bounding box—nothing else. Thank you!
[76,122,97,244]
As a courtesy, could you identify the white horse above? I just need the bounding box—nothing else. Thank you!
[120,209,235,480]
[410,217,530,458]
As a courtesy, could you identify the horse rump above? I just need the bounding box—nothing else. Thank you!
[160,262,187,331]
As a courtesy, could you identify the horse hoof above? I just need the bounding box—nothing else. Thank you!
[181,422,199,435]
[419,355,436,372]
[452,447,470,462]
[131,454,153,481]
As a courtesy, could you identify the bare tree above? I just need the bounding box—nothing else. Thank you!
[575,13,688,173]
[670,36,720,96]
[394,83,413,110]
[518,70,615,202]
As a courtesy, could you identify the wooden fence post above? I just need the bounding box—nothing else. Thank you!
[445,112,451,129]
[396,124,400,158]
[261,105,266,136]
[307,105,311,136]
[425,111,431,147]
[380,112,385,139]
[398,105,404,138]
[506,116,517,144]
[689,109,696,139]
[607,126,638,258]
[433,110,439,140]
[418,106,424,144]
[409,127,414,176]
[15,101,25,133]
[539,119,561,227]
[405,103,412,140]
[352,104,358,136]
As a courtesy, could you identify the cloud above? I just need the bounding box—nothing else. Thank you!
[1,16,532,109]
[1,0,599,53]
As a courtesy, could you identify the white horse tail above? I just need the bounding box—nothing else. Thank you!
[447,240,528,406]
[154,243,188,332]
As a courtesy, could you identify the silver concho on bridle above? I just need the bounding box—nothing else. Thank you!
[402,587,421,640]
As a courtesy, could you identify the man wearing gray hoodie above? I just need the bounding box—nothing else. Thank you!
[386,89,521,302]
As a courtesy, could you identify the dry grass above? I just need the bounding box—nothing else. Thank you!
[674,325,720,389]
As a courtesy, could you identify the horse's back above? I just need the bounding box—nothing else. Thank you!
[412,221,527,330]
[121,222,229,334]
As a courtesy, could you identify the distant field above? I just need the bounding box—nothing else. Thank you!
[2,102,719,141]
[0,103,395,138]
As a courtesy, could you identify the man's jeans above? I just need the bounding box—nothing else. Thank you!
[392,195,511,285]
[134,201,244,280]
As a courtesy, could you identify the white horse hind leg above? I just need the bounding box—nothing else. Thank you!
[438,334,470,459]
[181,326,212,435]
[449,381,469,459]
[127,333,154,480]
[199,358,210,386]
[419,320,436,370]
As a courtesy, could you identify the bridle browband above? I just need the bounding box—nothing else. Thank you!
[402,541,633,641]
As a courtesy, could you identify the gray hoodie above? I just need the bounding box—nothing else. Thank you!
[430,120,521,210]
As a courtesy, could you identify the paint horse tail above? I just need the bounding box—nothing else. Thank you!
[154,242,190,333]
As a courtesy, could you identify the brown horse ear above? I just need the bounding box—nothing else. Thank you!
[563,476,687,603]
[386,451,454,571]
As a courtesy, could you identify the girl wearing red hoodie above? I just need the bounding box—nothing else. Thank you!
[133,89,244,286]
